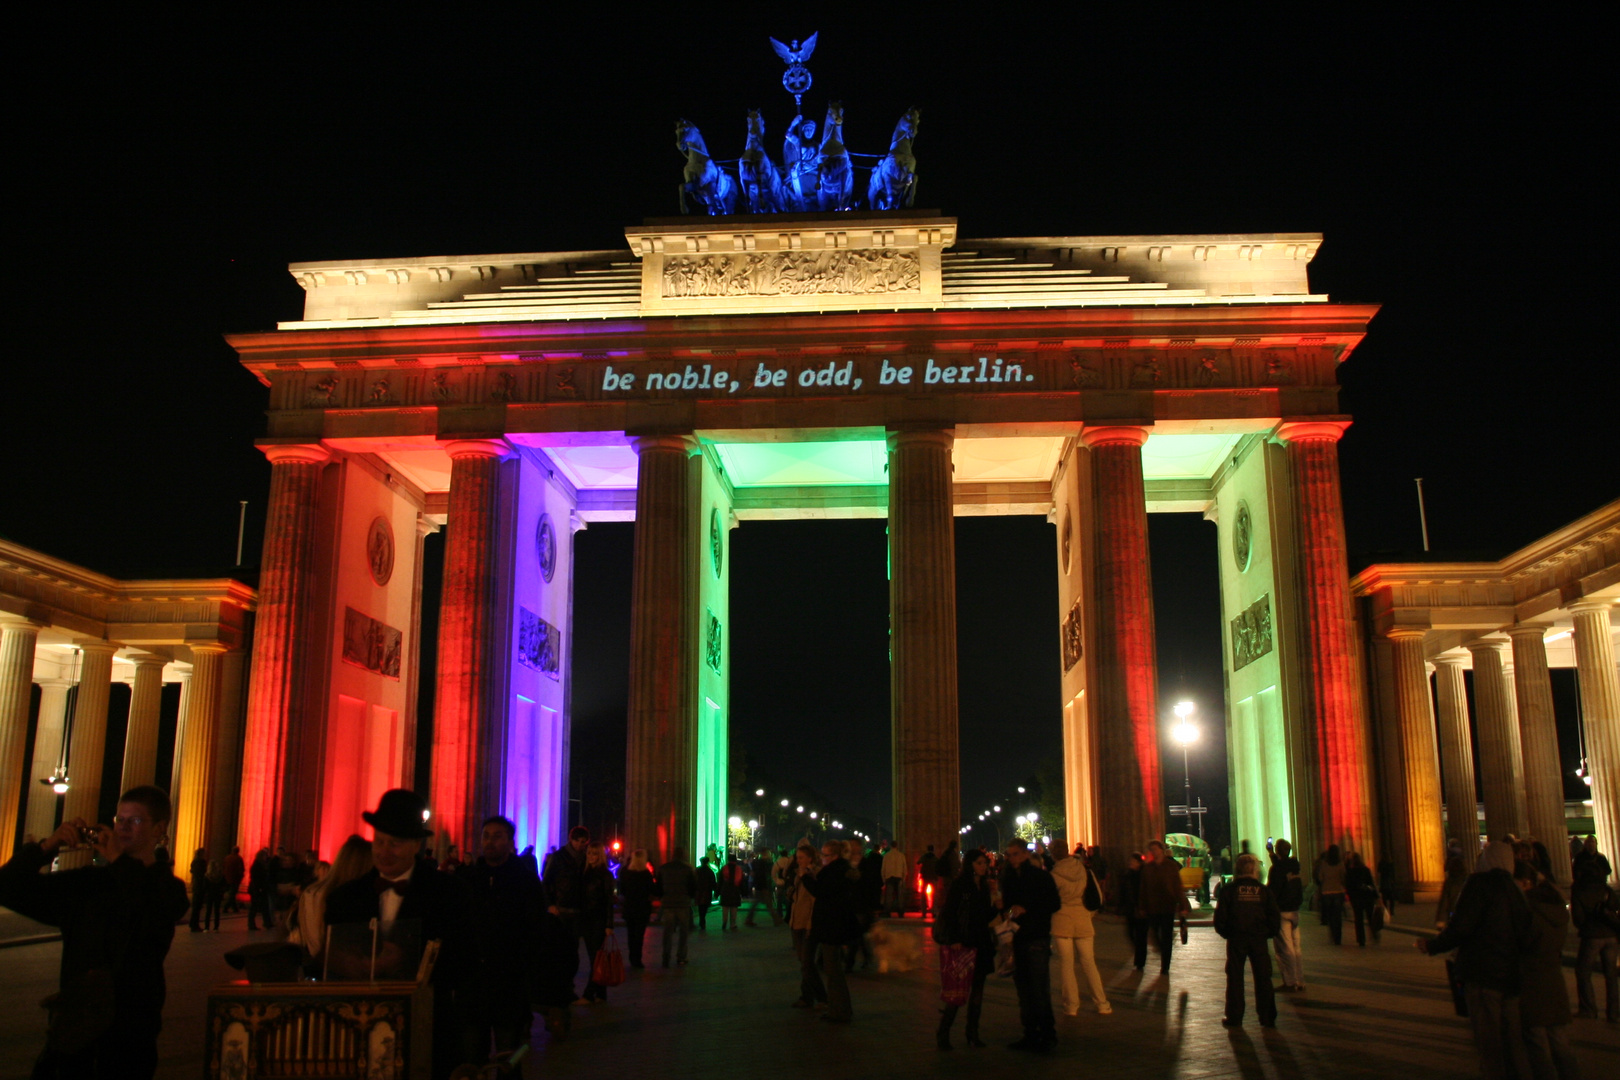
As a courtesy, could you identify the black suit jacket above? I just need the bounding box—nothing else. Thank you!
[324,860,471,987]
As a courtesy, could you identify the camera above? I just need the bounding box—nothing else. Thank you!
[77,825,100,846]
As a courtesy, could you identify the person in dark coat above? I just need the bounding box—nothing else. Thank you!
[717,853,745,931]
[460,815,542,1076]
[1139,839,1184,974]
[1267,839,1305,991]
[1000,838,1062,1052]
[618,849,657,967]
[1119,852,1147,968]
[223,846,245,913]
[246,846,276,931]
[1571,861,1619,1021]
[1416,840,1532,1080]
[847,840,880,971]
[936,848,997,1049]
[1514,861,1580,1078]
[804,840,859,1022]
[695,855,718,931]
[186,847,209,932]
[324,789,472,1079]
[578,842,616,1001]
[0,785,190,1080]
[657,848,698,967]
[542,825,590,990]
[1344,851,1379,946]
[1214,853,1282,1028]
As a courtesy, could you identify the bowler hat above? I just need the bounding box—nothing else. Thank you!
[362,788,434,840]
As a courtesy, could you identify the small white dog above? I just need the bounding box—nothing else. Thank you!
[867,924,923,973]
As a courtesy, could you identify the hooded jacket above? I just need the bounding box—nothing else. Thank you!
[1423,841,1530,993]
[1519,880,1573,1028]
[1049,857,1097,939]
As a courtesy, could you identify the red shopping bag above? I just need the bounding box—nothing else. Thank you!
[591,933,625,987]
[940,944,977,1006]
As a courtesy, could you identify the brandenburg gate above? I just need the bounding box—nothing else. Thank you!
[222,213,1379,875]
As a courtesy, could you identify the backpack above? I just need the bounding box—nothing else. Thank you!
[1082,870,1102,913]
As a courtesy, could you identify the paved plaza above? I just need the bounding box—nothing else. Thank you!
[3,907,1617,1080]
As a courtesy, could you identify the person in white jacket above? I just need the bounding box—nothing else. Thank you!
[880,841,909,917]
[1051,845,1112,1016]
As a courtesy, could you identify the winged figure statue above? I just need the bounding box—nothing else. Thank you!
[769,33,817,65]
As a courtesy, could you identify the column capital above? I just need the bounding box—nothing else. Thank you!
[186,641,232,658]
[0,615,46,634]
[1506,623,1554,642]
[1273,419,1351,445]
[1466,635,1510,655]
[630,433,698,456]
[127,652,168,669]
[1570,598,1618,617]
[1432,651,1469,668]
[1385,627,1429,643]
[416,515,442,539]
[259,442,332,466]
[1079,425,1150,449]
[73,640,121,658]
[442,437,513,461]
[885,427,954,452]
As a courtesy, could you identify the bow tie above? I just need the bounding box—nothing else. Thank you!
[374,877,409,896]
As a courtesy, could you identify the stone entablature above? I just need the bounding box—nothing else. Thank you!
[1351,497,1620,648]
[0,539,256,651]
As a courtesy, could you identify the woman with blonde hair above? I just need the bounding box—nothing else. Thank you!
[579,842,617,1002]
[291,834,372,972]
[618,848,657,969]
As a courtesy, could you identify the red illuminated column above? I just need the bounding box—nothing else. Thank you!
[624,435,697,865]
[887,428,961,862]
[1387,630,1445,895]
[1080,426,1163,865]
[1275,421,1370,854]
[119,655,167,791]
[0,617,43,862]
[1433,653,1478,868]
[172,643,228,870]
[237,443,329,857]
[1467,638,1527,838]
[431,439,511,855]
[1509,624,1571,886]
[1572,600,1620,870]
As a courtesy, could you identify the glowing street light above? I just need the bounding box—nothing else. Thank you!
[781,798,790,807]
[993,805,1001,813]
[755,788,765,796]
[1169,700,1203,841]
[1017,786,1026,793]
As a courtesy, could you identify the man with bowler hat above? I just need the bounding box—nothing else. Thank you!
[325,789,472,1077]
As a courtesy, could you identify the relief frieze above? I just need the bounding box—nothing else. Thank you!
[661,249,919,298]
[1230,593,1273,672]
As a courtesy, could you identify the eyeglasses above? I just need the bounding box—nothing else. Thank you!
[113,815,149,827]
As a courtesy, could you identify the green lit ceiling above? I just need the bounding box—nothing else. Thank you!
[713,440,889,487]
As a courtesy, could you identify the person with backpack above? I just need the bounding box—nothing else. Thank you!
[1267,838,1305,991]
[1050,845,1111,1016]
[1215,852,1282,1028]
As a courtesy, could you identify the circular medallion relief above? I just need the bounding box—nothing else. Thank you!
[1061,509,1073,574]
[366,517,395,586]
[1233,501,1254,573]
[709,507,724,577]
[536,513,557,584]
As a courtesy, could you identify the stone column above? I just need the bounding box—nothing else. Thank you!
[887,428,961,861]
[1468,638,1527,839]
[623,435,697,865]
[207,650,247,862]
[1433,653,1478,869]
[24,680,72,842]
[1387,630,1445,895]
[238,443,329,857]
[62,642,117,828]
[172,644,227,869]
[1509,624,1571,885]
[119,655,167,791]
[0,618,44,862]
[431,439,510,855]
[1571,600,1620,870]
[1080,426,1163,865]
[402,516,439,789]
[1275,421,1370,854]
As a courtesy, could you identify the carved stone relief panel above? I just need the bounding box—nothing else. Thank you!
[1230,593,1273,672]
[661,249,920,298]
[518,607,561,680]
[704,609,723,673]
[1061,596,1084,672]
[342,607,402,679]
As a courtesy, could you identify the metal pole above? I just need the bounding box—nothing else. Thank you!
[1414,479,1430,553]
[235,500,249,566]
[1183,743,1192,833]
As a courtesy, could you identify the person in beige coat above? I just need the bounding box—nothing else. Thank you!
[1051,847,1112,1016]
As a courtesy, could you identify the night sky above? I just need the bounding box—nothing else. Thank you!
[6,12,1612,850]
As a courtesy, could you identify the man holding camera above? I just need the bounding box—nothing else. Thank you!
[0,784,189,1080]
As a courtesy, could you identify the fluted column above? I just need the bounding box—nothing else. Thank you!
[1275,420,1370,854]
[0,618,44,861]
[1509,624,1571,885]
[171,644,227,870]
[62,642,118,829]
[1080,426,1163,865]
[1468,638,1527,839]
[207,649,247,861]
[402,516,439,789]
[238,443,329,857]
[1388,630,1445,894]
[1433,653,1477,869]
[24,680,72,842]
[431,439,511,854]
[624,435,697,864]
[887,428,961,860]
[119,655,167,791]
[1572,601,1620,871]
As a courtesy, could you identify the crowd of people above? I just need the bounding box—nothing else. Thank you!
[5,780,1618,1079]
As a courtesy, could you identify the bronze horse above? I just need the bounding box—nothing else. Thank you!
[676,119,735,216]
[867,108,920,210]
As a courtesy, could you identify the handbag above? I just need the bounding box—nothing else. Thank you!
[591,932,625,987]
[939,943,977,1006]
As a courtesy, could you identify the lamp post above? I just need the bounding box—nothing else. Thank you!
[1171,701,1201,841]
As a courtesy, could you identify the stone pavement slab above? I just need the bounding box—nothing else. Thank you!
[2,910,1616,1079]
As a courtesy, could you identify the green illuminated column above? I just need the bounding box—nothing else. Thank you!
[625,434,699,865]
[1468,638,1527,839]
[1386,630,1445,896]
[1432,653,1477,868]
[1571,600,1620,871]
[887,428,960,861]
[690,448,732,867]
[1508,624,1571,886]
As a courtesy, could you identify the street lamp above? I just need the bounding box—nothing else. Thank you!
[1171,701,1202,841]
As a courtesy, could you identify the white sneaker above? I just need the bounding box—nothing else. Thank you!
[1096,1002,1113,1015]
[1063,1007,1079,1017]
